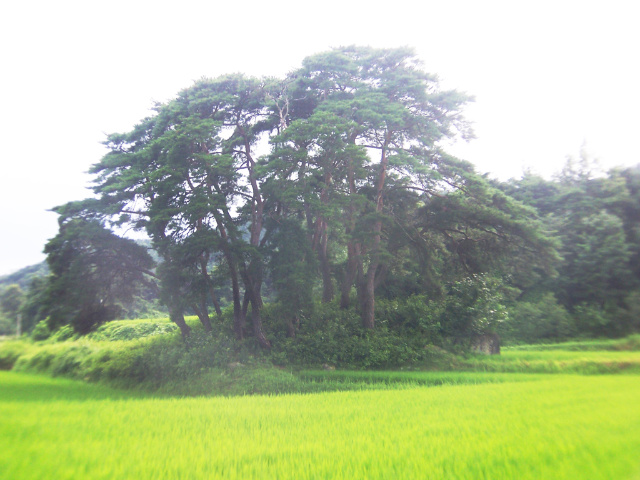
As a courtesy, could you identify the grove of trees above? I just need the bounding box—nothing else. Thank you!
[5,47,640,356]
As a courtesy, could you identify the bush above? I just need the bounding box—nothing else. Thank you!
[49,325,76,342]
[375,295,441,341]
[31,319,51,341]
[502,293,576,343]
[439,275,509,338]
[0,340,30,370]
[88,320,178,342]
[266,302,441,369]
[0,315,15,336]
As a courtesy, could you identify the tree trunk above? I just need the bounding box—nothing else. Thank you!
[199,256,222,317]
[169,305,191,339]
[216,222,245,340]
[242,290,251,320]
[286,315,299,338]
[230,264,245,340]
[361,138,390,329]
[318,227,334,303]
[243,275,271,349]
[361,269,376,329]
[340,241,359,308]
[341,149,360,309]
[250,297,271,349]
[241,130,270,349]
[192,298,213,332]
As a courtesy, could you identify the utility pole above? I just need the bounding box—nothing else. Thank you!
[16,313,21,337]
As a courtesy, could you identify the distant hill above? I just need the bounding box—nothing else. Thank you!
[0,237,156,293]
[0,262,49,291]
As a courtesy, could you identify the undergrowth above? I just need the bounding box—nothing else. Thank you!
[1,316,639,397]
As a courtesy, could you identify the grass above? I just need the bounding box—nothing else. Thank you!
[461,336,640,374]
[1,370,640,479]
[2,334,640,478]
[3,330,640,398]
[505,335,640,352]
[299,369,545,387]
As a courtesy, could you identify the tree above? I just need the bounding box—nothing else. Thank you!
[266,218,317,337]
[501,155,640,337]
[44,218,156,334]
[268,46,476,328]
[552,211,633,309]
[68,46,557,345]
[89,75,278,346]
[18,276,49,333]
[0,284,24,335]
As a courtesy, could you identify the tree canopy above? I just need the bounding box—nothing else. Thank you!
[25,46,638,350]
[52,45,550,344]
[43,217,156,334]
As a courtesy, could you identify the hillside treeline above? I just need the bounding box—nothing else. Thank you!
[2,47,639,354]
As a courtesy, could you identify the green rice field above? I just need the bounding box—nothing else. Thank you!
[2,370,640,479]
[462,348,640,374]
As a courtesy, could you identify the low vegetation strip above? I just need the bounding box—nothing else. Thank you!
[461,349,640,374]
[2,332,640,397]
[1,372,639,479]
[299,370,544,387]
[505,335,640,352]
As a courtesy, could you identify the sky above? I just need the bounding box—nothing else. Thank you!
[1,0,639,275]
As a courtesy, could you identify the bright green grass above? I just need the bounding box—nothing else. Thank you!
[2,371,640,479]
[464,348,640,373]
[299,369,546,387]
[506,335,640,352]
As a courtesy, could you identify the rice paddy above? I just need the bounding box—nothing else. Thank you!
[462,344,640,374]
[2,369,640,479]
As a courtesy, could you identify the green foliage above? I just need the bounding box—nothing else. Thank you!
[0,284,24,317]
[0,316,14,336]
[438,275,509,340]
[0,284,24,335]
[553,211,634,308]
[31,319,51,341]
[9,48,638,360]
[0,340,30,370]
[19,276,50,332]
[502,157,640,338]
[268,302,449,369]
[3,313,640,400]
[43,218,156,334]
[266,218,317,335]
[49,325,76,342]
[375,295,441,339]
[569,300,640,338]
[501,293,576,343]
[77,45,548,338]
[87,320,178,342]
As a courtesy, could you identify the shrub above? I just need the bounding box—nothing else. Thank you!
[88,320,178,342]
[375,295,441,341]
[0,315,15,336]
[31,319,51,341]
[439,275,509,338]
[49,325,76,342]
[266,302,438,369]
[503,293,576,343]
[0,340,30,370]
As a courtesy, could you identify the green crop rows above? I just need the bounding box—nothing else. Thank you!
[2,371,639,479]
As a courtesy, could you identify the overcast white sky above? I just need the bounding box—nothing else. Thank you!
[1,0,639,275]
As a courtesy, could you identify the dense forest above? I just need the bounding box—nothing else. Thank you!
[2,46,639,360]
